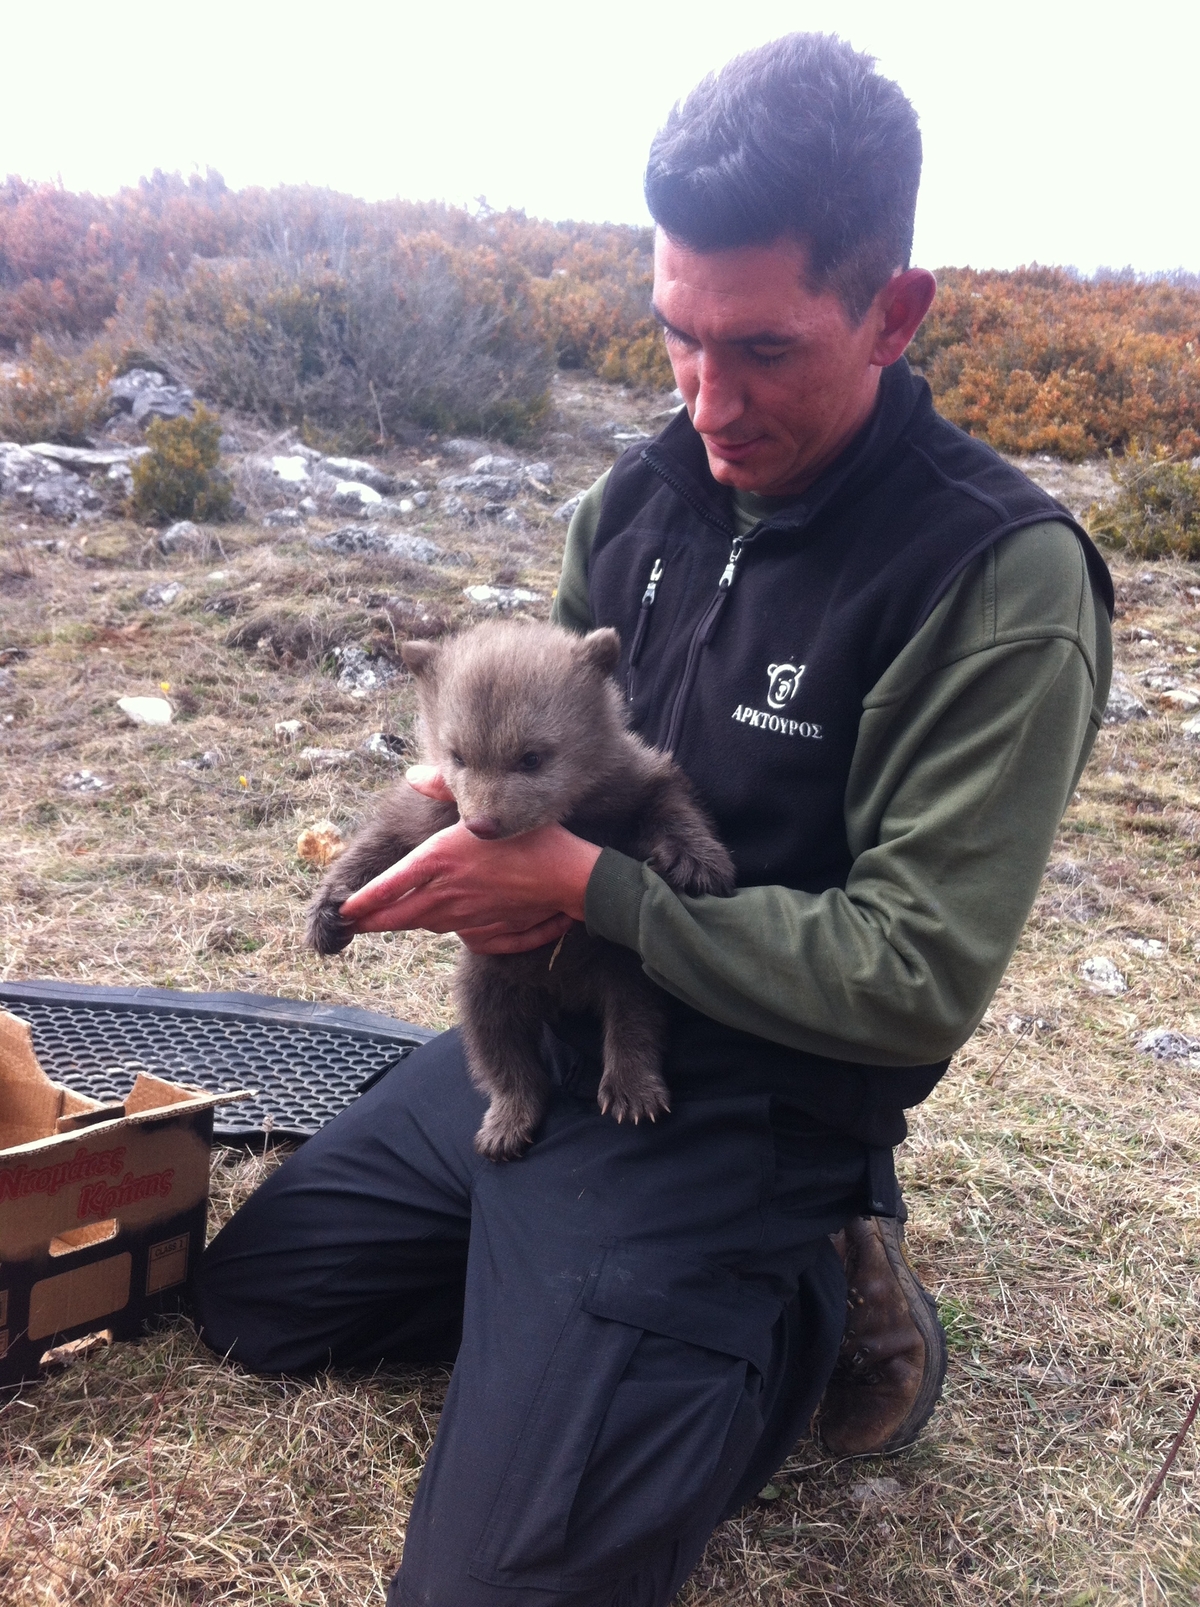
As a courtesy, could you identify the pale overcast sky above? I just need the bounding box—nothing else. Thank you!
[4,0,1197,275]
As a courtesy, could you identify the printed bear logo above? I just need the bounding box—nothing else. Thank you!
[766,662,805,710]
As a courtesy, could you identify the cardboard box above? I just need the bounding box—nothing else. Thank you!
[0,1009,246,1388]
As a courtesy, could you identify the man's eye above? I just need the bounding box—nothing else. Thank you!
[518,752,542,772]
[448,751,464,766]
[749,348,789,366]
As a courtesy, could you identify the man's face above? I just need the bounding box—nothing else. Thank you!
[653,232,888,499]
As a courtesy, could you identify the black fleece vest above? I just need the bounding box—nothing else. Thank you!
[584,359,1112,1146]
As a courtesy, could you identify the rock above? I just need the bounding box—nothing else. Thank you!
[142,581,184,609]
[1080,955,1127,995]
[1104,672,1149,724]
[333,479,384,509]
[1137,1027,1200,1062]
[298,495,318,516]
[26,442,145,471]
[263,508,304,528]
[117,695,173,726]
[436,473,521,499]
[218,432,242,453]
[398,498,414,514]
[132,384,194,426]
[0,446,104,522]
[470,454,519,474]
[500,508,524,530]
[552,492,585,522]
[30,471,102,519]
[60,768,109,791]
[108,369,169,411]
[316,526,458,565]
[299,747,357,769]
[1163,688,1200,709]
[178,750,220,770]
[440,437,489,460]
[159,520,222,557]
[463,584,542,611]
[296,819,346,867]
[522,460,554,487]
[320,456,396,494]
[270,455,310,485]
[332,645,398,696]
[274,719,304,742]
[1126,937,1167,958]
[412,491,430,508]
[363,731,411,763]
[1181,716,1200,739]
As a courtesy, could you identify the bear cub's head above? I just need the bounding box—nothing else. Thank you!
[401,620,624,839]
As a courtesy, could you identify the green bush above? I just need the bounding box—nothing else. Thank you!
[130,405,231,523]
[1088,450,1200,560]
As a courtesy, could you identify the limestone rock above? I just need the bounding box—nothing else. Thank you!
[333,479,384,509]
[1103,672,1149,724]
[363,731,411,763]
[1080,955,1126,995]
[108,369,170,411]
[132,384,194,426]
[142,581,184,609]
[117,695,173,726]
[463,584,542,611]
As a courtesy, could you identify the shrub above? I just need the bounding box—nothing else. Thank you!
[130,404,231,522]
[0,336,114,443]
[1088,450,1200,559]
[138,240,553,445]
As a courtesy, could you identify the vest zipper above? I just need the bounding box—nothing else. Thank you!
[662,536,746,755]
[625,556,663,703]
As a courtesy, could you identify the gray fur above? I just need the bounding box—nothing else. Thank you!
[306,618,735,1160]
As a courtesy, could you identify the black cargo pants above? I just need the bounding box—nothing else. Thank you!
[193,1028,880,1606]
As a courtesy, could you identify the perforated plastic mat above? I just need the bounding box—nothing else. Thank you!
[0,981,436,1141]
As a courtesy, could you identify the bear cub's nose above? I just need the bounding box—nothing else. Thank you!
[463,816,501,840]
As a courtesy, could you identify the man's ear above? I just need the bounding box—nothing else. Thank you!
[578,627,621,676]
[869,268,937,368]
[401,640,441,678]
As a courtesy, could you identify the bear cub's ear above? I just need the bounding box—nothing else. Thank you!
[578,628,621,676]
[401,640,441,678]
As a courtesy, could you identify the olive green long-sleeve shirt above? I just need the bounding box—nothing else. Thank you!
[551,471,1112,1069]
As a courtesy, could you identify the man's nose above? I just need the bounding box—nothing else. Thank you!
[690,354,744,436]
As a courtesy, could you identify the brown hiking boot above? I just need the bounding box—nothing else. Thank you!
[815,1212,947,1457]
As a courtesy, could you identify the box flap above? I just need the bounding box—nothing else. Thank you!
[0,1011,63,1150]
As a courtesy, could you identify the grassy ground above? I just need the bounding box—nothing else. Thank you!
[0,386,1197,1604]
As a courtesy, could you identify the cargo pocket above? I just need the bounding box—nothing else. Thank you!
[468,1242,783,1591]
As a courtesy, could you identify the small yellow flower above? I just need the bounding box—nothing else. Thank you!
[160,681,171,694]
[239,775,249,788]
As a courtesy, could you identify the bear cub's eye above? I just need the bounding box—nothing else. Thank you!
[517,751,542,772]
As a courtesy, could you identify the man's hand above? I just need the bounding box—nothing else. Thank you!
[337,766,603,954]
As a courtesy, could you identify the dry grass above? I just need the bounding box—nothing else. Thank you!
[1,389,1198,1604]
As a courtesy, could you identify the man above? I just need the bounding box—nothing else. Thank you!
[194,33,1113,1606]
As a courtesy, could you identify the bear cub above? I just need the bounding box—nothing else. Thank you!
[306,618,734,1160]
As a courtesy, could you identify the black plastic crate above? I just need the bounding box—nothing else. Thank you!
[0,981,436,1141]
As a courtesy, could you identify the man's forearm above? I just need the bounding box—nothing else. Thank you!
[584,629,1101,1067]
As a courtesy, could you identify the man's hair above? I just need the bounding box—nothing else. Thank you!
[644,33,922,322]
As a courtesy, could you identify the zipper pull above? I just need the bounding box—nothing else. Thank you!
[718,539,743,589]
[641,556,663,606]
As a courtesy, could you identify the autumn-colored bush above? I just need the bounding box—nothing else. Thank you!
[0,336,114,443]
[1087,450,1200,560]
[6,175,1200,451]
[130,405,231,522]
[910,268,1200,461]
